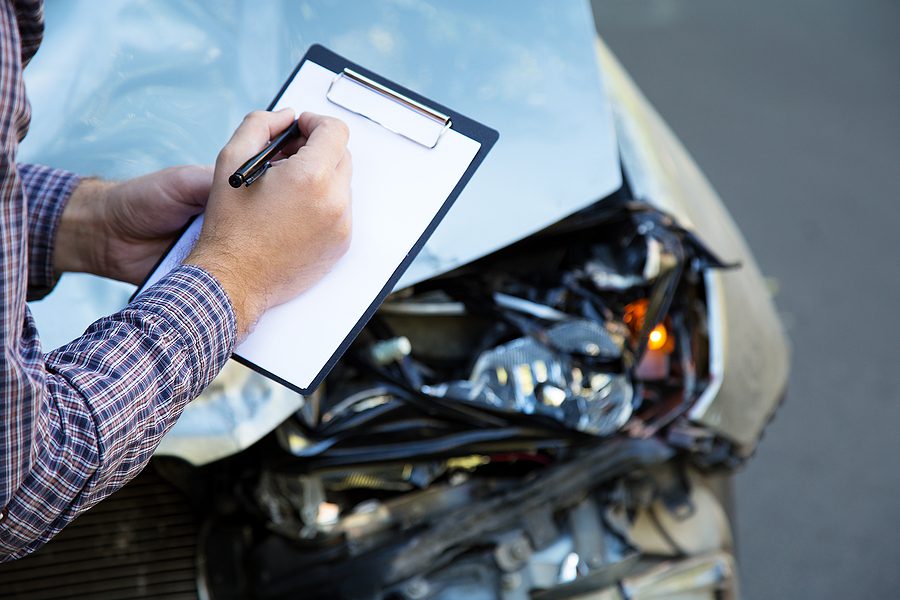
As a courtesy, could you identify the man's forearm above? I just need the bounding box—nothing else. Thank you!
[50,178,112,277]
[0,265,236,561]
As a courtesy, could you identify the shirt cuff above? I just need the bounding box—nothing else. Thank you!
[19,164,82,300]
[129,264,237,395]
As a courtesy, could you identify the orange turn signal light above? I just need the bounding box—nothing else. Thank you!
[623,299,673,354]
[647,324,668,351]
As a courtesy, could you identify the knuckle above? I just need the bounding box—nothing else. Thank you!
[321,117,350,140]
[323,196,347,222]
[243,110,268,123]
[333,119,350,139]
[300,164,329,189]
[216,146,237,167]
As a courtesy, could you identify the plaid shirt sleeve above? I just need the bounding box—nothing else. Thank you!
[0,0,238,560]
[17,163,81,300]
[0,266,236,561]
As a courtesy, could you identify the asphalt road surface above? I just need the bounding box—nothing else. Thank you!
[592,1,900,598]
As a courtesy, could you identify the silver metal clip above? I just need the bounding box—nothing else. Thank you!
[326,68,452,149]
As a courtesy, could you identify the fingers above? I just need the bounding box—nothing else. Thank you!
[332,150,354,253]
[168,164,214,209]
[217,110,351,199]
[335,148,352,183]
[273,134,308,162]
[294,112,350,171]
[218,108,296,168]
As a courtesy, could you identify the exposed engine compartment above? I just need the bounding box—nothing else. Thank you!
[170,198,739,599]
[0,198,742,599]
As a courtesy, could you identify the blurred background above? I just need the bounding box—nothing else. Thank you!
[592,1,900,598]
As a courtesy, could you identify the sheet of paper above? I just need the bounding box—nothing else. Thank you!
[139,61,482,391]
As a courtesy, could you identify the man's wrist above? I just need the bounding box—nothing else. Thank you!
[53,178,113,277]
[184,245,265,340]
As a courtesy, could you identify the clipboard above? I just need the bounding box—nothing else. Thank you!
[135,44,498,394]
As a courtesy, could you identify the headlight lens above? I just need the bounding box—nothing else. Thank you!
[453,330,634,437]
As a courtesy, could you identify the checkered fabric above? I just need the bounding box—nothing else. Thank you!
[0,1,236,560]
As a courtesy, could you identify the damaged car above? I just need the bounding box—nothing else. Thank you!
[0,1,789,599]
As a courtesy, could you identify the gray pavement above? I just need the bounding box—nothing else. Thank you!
[592,1,900,597]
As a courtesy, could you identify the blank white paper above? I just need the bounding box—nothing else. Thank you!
[138,61,482,391]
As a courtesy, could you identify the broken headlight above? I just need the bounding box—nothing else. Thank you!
[427,325,633,437]
[260,199,734,510]
[198,200,737,598]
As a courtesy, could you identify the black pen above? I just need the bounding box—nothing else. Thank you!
[229,120,302,188]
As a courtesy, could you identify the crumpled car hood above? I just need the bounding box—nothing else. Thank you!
[21,0,620,289]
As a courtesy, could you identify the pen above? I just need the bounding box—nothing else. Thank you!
[228,120,302,188]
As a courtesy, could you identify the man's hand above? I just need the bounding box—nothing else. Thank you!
[53,108,352,340]
[54,165,214,285]
[185,109,353,339]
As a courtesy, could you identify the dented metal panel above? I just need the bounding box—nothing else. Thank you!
[595,39,790,450]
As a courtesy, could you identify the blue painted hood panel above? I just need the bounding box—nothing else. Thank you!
[22,0,619,288]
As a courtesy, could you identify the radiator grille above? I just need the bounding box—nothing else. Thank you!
[0,468,200,600]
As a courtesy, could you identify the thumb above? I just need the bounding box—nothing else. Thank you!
[165,164,214,210]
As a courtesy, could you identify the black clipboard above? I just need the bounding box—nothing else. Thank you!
[135,44,498,395]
